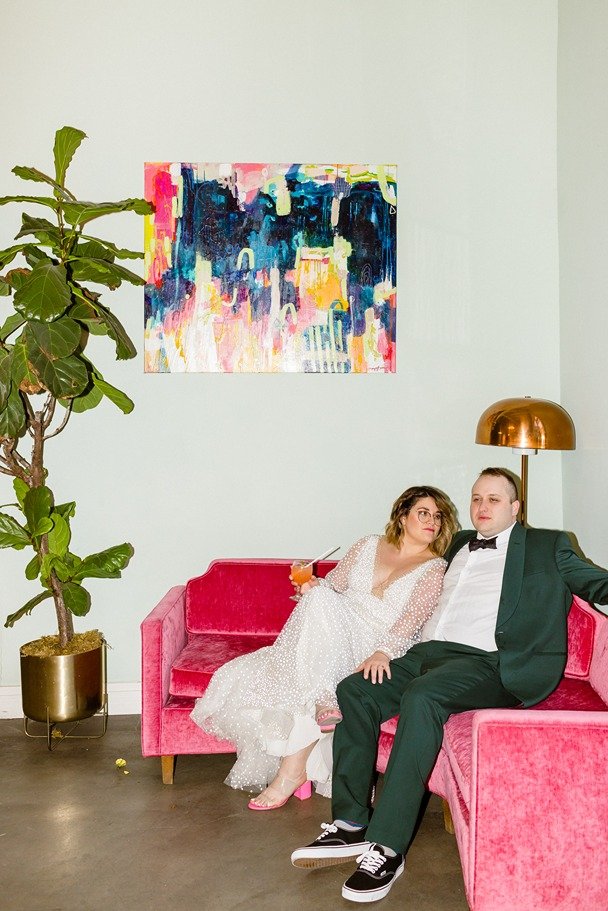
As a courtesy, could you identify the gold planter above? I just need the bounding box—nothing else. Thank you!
[20,640,106,724]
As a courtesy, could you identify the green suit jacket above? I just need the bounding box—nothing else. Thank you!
[445,523,608,706]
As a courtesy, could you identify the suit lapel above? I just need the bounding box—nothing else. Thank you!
[496,522,527,626]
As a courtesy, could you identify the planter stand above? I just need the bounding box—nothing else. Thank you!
[23,698,108,751]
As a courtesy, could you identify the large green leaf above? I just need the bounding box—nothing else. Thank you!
[24,553,40,581]
[78,294,136,359]
[22,320,88,397]
[92,373,134,414]
[0,195,59,213]
[0,511,30,548]
[13,478,29,508]
[69,377,103,413]
[12,165,73,199]
[80,234,144,260]
[10,336,42,390]
[68,256,145,289]
[15,213,61,249]
[0,277,10,296]
[62,198,152,226]
[4,590,52,628]
[0,348,11,409]
[24,317,82,359]
[47,512,71,556]
[68,300,108,337]
[53,126,87,186]
[54,501,76,520]
[62,581,91,617]
[23,247,53,268]
[0,385,26,438]
[5,268,32,291]
[75,239,114,262]
[0,313,26,342]
[23,486,53,535]
[0,243,30,269]
[74,542,134,581]
[13,261,72,321]
[27,350,88,400]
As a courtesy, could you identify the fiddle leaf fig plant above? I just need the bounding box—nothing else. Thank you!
[0,126,153,648]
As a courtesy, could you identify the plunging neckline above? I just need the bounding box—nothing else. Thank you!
[370,534,439,600]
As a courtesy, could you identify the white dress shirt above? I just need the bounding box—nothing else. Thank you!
[422,522,516,651]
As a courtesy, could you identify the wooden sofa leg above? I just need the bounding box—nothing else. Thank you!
[161,755,175,784]
[442,799,455,835]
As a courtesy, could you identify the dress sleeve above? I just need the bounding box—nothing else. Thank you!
[374,559,446,660]
[321,536,371,594]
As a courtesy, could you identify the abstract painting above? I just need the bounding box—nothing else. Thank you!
[144,163,397,373]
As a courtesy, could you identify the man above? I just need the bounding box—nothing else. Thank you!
[291,467,608,903]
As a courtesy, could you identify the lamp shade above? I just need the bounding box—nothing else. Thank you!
[475,397,576,451]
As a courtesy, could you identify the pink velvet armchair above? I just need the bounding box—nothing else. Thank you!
[141,558,337,784]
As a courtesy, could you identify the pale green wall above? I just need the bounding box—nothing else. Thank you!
[0,0,563,695]
[559,0,608,563]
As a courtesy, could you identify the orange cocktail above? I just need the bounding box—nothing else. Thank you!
[291,561,313,587]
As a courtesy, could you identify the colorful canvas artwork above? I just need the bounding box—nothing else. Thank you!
[144,163,397,373]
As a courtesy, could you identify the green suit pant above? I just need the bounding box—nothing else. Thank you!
[331,640,520,854]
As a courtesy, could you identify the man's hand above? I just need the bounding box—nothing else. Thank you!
[356,651,391,684]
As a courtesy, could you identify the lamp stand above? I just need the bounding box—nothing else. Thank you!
[519,453,528,527]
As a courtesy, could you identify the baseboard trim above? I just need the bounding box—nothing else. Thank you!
[0,682,141,719]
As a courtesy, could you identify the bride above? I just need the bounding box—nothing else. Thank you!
[190,485,458,810]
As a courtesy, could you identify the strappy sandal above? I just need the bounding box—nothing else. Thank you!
[315,707,343,733]
[248,775,312,811]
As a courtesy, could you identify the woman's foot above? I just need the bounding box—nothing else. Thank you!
[315,705,343,733]
[248,773,311,811]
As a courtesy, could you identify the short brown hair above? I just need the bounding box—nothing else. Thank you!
[384,485,459,556]
[478,467,519,503]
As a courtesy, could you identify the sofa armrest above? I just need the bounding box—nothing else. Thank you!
[141,585,187,755]
[468,708,608,909]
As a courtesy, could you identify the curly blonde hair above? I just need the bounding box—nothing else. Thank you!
[384,485,459,556]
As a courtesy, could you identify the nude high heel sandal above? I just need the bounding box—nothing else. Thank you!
[248,776,312,811]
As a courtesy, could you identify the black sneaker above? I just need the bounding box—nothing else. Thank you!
[291,822,370,869]
[341,843,405,902]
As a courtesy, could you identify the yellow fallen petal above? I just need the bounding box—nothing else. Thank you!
[115,758,127,768]
[123,770,130,775]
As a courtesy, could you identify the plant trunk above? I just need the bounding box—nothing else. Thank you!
[31,404,73,648]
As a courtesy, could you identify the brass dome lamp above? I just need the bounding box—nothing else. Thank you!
[475,397,576,526]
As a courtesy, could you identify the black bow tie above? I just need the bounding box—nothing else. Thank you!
[469,536,497,551]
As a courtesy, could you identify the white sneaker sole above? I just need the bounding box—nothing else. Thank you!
[341,860,405,902]
[291,841,371,869]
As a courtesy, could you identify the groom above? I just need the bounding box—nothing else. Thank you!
[291,467,608,903]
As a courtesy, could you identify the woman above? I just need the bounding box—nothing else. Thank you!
[190,485,458,809]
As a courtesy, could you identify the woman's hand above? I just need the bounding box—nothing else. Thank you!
[356,651,392,684]
[289,575,320,596]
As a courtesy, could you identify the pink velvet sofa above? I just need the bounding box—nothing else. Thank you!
[142,562,608,910]
[376,595,608,911]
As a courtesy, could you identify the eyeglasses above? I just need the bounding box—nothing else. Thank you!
[415,508,443,527]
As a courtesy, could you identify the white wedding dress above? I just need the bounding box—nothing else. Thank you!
[190,535,445,797]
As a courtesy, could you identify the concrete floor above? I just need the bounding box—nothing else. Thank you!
[0,715,469,911]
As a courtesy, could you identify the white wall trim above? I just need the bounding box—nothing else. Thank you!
[0,682,141,719]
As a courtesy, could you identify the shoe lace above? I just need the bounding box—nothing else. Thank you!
[318,823,339,839]
[356,846,386,873]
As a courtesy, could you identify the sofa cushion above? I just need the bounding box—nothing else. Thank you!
[185,559,337,635]
[170,633,277,697]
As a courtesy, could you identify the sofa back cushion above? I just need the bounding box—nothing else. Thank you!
[185,559,337,635]
[565,596,600,679]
